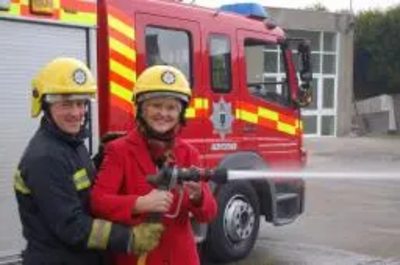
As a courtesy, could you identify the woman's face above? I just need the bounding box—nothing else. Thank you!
[142,97,182,134]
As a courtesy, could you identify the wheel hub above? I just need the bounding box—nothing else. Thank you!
[224,195,255,243]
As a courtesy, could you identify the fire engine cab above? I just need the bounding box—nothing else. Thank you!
[0,0,312,263]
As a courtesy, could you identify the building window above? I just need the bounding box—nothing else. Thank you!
[287,30,338,136]
[145,26,192,85]
[302,115,318,135]
[323,78,335,109]
[321,116,335,136]
[209,34,231,93]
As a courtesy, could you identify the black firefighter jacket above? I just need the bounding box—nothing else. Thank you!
[14,117,132,265]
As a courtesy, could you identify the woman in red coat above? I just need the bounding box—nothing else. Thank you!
[90,65,218,265]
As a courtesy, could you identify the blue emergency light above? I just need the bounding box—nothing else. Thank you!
[219,3,268,20]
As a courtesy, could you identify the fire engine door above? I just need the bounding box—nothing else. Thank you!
[135,13,205,155]
[237,29,301,161]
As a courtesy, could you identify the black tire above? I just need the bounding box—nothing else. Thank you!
[203,180,260,263]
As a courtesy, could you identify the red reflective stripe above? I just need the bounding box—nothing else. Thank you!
[279,114,297,127]
[109,27,135,51]
[109,49,136,73]
[20,5,60,19]
[238,101,258,113]
[109,71,135,92]
[258,117,277,129]
[61,0,96,13]
[110,94,133,114]
[108,5,132,27]
[195,109,209,118]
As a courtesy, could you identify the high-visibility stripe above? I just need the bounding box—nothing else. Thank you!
[277,122,296,135]
[108,6,134,35]
[258,117,276,129]
[110,59,136,83]
[185,108,196,118]
[14,170,31,195]
[61,11,96,25]
[109,70,134,92]
[87,220,112,249]
[8,2,21,15]
[110,49,136,73]
[278,113,297,127]
[109,38,135,63]
[61,0,96,13]
[238,109,258,124]
[73,169,90,191]
[111,81,133,103]
[3,0,96,25]
[194,98,204,109]
[258,107,279,122]
[108,14,135,41]
[109,27,136,54]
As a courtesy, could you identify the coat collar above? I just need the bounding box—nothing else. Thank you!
[124,127,184,175]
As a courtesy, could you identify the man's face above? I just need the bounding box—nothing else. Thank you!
[49,99,87,135]
[142,97,181,134]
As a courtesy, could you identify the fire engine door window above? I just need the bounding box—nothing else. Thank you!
[145,26,192,85]
[245,39,291,107]
[209,35,232,93]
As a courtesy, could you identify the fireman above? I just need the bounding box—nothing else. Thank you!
[90,65,218,265]
[14,57,164,265]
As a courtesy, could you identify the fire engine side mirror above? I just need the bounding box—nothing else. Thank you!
[296,40,313,107]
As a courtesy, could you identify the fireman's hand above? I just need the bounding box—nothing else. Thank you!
[184,181,203,206]
[133,189,174,214]
[130,223,164,255]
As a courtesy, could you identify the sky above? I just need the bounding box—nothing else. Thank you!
[191,0,400,13]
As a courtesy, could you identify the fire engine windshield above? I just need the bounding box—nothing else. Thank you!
[245,39,291,107]
[145,26,192,86]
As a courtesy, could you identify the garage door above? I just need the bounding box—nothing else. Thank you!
[0,19,88,260]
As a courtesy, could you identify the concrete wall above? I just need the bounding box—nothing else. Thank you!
[268,8,354,136]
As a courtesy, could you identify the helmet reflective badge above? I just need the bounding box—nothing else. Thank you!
[161,71,176,85]
[73,69,87,85]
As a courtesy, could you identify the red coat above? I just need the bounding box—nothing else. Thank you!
[90,128,217,265]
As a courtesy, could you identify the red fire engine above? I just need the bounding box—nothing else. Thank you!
[96,0,312,262]
[0,0,312,263]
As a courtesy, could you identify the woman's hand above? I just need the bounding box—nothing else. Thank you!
[184,181,203,207]
[133,189,174,214]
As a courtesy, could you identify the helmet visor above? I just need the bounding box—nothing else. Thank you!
[136,91,189,104]
[44,94,95,104]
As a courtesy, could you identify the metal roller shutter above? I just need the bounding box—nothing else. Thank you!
[0,19,88,259]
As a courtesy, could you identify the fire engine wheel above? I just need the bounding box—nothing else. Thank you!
[204,180,260,263]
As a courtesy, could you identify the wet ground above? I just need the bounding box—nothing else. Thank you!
[206,136,400,265]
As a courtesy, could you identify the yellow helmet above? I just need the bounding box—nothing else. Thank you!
[31,57,97,118]
[132,65,192,104]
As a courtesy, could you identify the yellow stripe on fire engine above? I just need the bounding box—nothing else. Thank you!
[108,14,135,41]
[258,107,279,121]
[8,2,21,15]
[61,11,97,25]
[277,122,296,135]
[109,38,136,62]
[110,81,133,103]
[110,59,136,83]
[236,109,258,124]
[185,108,196,118]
